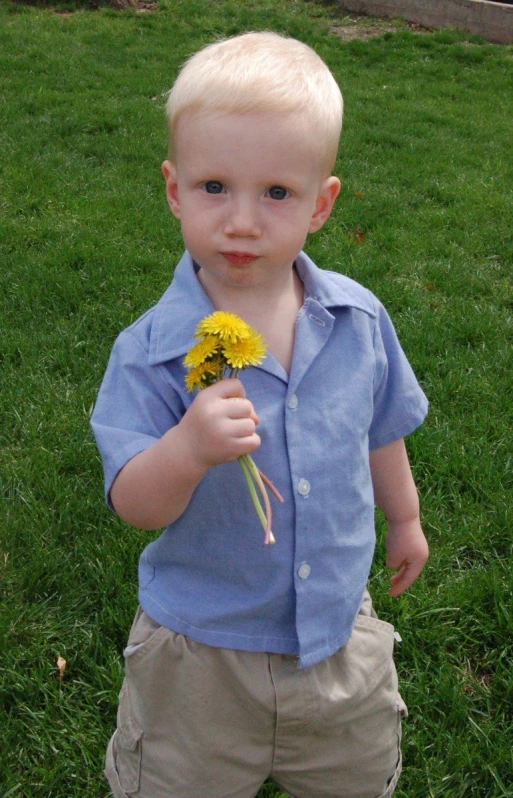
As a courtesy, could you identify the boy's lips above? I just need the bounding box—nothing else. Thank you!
[221,251,259,266]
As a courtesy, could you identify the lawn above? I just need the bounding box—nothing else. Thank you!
[1,0,512,795]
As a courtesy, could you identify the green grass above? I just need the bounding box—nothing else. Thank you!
[1,0,512,795]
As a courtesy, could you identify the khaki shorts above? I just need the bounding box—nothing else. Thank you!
[105,592,407,798]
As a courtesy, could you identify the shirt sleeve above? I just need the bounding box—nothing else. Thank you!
[368,301,428,450]
[91,328,184,508]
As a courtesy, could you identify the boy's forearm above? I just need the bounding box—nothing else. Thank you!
[369,438,419,522]
[110,424,208,530]
[370,438,428,596]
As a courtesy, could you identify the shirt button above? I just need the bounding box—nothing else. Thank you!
[298,563,311,579]
[288,394,299,409]
[297,478,311,497]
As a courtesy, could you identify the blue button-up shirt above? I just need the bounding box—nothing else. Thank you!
[91,251,428,668]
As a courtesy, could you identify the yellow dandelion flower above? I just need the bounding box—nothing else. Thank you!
[195,311,252,342]
[184,366,205,393]
[222,333,267,369]
[185,360,222,392]
[183,336,220,368]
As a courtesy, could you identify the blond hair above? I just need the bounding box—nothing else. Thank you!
[166,31,343,174]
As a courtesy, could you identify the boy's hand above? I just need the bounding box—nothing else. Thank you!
[385,518,429,597]
[179,378,261,469]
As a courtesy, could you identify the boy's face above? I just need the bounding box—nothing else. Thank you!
[162,111,340,297]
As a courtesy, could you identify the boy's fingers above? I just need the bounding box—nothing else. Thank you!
[204,379,258,421]
[225,398,257,420]
[213,380,259,424]
[388,560,422,597]
[211,377,246,399]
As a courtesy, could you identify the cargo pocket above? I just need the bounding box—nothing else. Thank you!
[374,694,408,798]
[349,594,408,797]
[105,679,143,796]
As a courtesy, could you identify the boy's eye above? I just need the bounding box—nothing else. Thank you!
[268,186,288,201]
[204,181,224,194]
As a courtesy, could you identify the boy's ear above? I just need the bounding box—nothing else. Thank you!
[308,176,341,234]
[162,160,181,219]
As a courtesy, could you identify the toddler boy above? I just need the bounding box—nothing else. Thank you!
[92,31,429,798]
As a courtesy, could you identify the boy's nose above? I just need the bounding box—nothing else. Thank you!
[223,198,260,238]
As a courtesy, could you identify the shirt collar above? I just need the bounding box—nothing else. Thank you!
[295,251,376,316]
[148,250,376,366]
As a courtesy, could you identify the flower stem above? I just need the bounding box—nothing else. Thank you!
[238,456,268,533]
[240,455,275,545]
[257,469,284,504]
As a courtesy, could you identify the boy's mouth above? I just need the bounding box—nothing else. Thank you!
[221,251,258,266]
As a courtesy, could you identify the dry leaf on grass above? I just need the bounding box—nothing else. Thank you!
[56,656,67,681]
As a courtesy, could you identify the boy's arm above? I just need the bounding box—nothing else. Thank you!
[110,379,260,530]
[369,438,429,597]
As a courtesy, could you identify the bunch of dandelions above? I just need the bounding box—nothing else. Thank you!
[184,311,283,545]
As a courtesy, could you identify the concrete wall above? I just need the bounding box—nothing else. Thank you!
[336,0,513,44]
